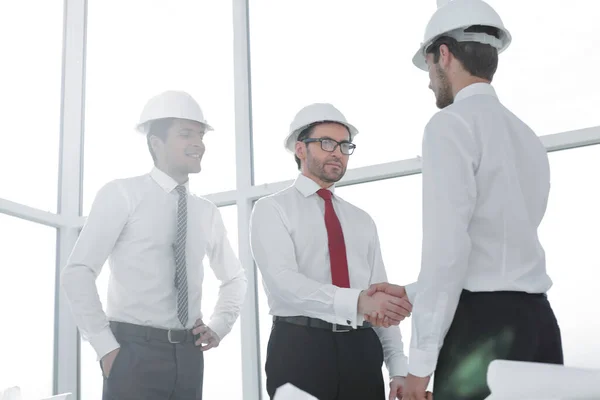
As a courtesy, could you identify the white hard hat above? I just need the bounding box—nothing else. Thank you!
[135,90,214,133]
[413,0,511,71]
[284,103,359,153]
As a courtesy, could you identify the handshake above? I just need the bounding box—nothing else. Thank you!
[358,283,413,328]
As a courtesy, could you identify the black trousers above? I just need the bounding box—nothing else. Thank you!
[433,290,564,400]
[101,322,204,400]
[265,320,385,400]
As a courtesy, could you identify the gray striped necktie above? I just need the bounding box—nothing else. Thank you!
[174,185,189,327]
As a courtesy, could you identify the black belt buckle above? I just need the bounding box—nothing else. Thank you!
[167,329,186,343]
[332,323,351,333]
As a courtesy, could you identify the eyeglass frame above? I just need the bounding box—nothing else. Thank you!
[301,137,357,155]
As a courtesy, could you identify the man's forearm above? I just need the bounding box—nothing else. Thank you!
[61,264,119,360]
[209,274,247,340]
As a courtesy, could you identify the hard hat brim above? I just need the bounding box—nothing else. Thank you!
[284,121,359,153]
[135,118,214,134]
[412,48,429,71]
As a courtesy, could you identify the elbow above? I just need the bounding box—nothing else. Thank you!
[60,264,77,293]
[60,262,91,293]
[238,273,248,296]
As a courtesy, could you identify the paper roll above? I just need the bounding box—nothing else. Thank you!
[273,383,318,400]
[487,360,600,399]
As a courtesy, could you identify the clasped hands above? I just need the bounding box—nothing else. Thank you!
[359,282,412,327]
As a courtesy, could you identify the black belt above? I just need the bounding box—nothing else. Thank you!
[461,289,547,298]
[273,316,372,333]
[110,321,196,344]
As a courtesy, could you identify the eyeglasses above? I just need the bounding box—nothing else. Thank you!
[302,138,356,155]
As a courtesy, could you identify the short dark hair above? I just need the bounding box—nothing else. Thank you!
[146,118,175,164]
[426,25,500,81]
[293,121,352,170]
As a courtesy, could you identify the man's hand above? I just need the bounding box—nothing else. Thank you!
[357,291,411,326]
[192,319,221,351]
[389,376,405,399]
[402,374,432,400]
[364,283,412,327]
[101,347,120,378]
[367,282,408,298]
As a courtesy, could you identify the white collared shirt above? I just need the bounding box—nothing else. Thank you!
[250,174,408,378]
[408,83,553,377]
[61,167,247,361]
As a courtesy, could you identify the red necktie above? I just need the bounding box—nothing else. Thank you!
[317,189,351,288]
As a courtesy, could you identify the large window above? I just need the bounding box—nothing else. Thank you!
[79,205,242,399]
[200,205,243,399]
[249,1,435,184]
[0,2,63,212]
[487,0,600,136]
[0,215,56,399]
[540,145,600,367]
[249,0,600,185]
[82,0,236,215]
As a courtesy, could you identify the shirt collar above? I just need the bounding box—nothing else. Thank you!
[294,174,336,198]
[150,167,190,193]
[454,82,498,103]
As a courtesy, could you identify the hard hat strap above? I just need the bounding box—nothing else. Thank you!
[445,28,503,49]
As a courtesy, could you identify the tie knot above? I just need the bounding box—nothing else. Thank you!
[317,188,333,201]
[175,185,186,196]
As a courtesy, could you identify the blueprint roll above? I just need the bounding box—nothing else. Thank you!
[486,360,600,399]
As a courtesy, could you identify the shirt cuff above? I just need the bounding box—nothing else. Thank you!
[405,282,418,305]
[89,327,120,362]
[408,347,439,377]
[207,317,229,342]
[387,354,409,378]
[333,287,362,328]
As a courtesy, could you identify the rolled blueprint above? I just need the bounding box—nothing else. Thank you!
[487,360,600,399]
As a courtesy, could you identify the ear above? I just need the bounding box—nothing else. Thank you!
[295,140,307,161]
[149,135,163,154]
[438,44,453,69]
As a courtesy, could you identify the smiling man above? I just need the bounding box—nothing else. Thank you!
[61,90,247,400]
[250,103,413,400]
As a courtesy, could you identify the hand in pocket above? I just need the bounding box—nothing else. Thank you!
[101,348,121,378]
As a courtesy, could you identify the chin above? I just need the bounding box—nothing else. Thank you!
[324,172,344,183]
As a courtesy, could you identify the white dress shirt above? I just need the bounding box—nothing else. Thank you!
[250,174,408,378]
[61,167,247,361]
[408,83,553,377]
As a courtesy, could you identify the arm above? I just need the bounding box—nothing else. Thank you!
[60,181,129,361]
[408,111,477,377]
[368,219,408,378]
[204,206,248,341]
[249,198,362,327]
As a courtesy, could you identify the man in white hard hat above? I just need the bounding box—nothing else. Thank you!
[61,90,247,399]
[367,1,563,399]
[249,103,413,400]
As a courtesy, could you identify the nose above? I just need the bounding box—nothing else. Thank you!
[190,141,205,152]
